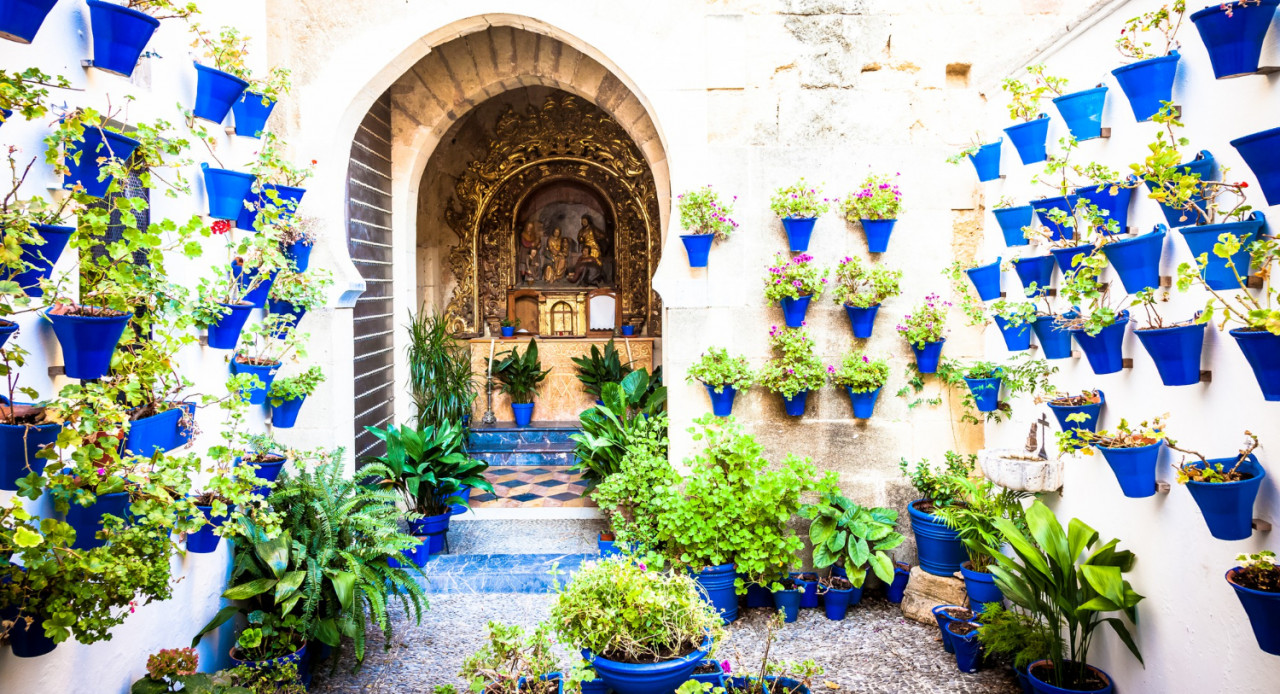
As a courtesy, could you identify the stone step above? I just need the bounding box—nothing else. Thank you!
[468,422,581,451]
[445,518,607,554]
[421,552,595,593]
[473,448,578,467]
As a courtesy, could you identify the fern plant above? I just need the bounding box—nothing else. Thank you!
[935,477,1031,573]
[571,340,633,400]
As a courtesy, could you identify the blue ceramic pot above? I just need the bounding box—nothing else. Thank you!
[237,267,276,308]
[501,326,515,337]
[782,391,808,417]
[621,326,635,336]
[695,563,740,624]
[203,164,257,221]
[1185,455,1265,541]
[66,490,130,550]
[0,320,16,349]
[187,504,227,554]
[790,571,820,608]
[244,454,286,495]
[1101,226,1166,295]
[45,306,133,380]
[267,298,306,338]
[585,636,711,694]
[86,0,159,77]
[1071,312,1130,376]
[1227,567,1280,655]
[231,91,277,138]
[282,238,314,273]
[1049,244,1095,275]
[1147,150,1216,227]
[516,674,564,694]
[911,339,946,374]
[1015,664,1034,694]
[1032,315,1073,360]
[947,621,983,673]
[994,315,1032,352]
[1075,181,1134,236]
[0,414,60,491]
[237,184,307,231]
[861,218,897,253]
[0,0,58,43]
[743,582,773,608]
[272,395,305,428]
[705,384,737,417]
[725,677,810,694]
[598,534,622,558]
[1047,390,1104,439]
[1097,440,1163,498]
[123,405,184,457]
[1005,115,1050,164]
[690,659,725,686]
[960,562,1004,611]
[1026,661,1113,694]
[64,126,140,198]
[931,604,965,653]
[1230,127,1280,206]
[1031,195,1078,242]
[12,223,74,298]
[823,586,856,620]
[1191,1,1280,79]
[1112,52,1180,121]
[511,402,535,427]
[1179,213,1264,290]
[1231,328,1280,401]
[681,234,714,267]
[1053,87,1108,141]
[886,562,910,603]
[909,500,966,576]
[780,294,813,328]
[388,536,430,569]
[844,303,880,338]
[192,62,249,124]
[965,258,1002,301]
[772,587,802,622]
[968,141,1002,182]
[964,374,1002,413]
[408,512,451,555]
[448,486,472,516]
[2,604,56,658]
[207,301,254,349]
[230,358,280,405]
[1012,255,1054,298]
[846,386,881,420]
[1134,321,1205,386]
[993,205,1034,247]
[781,217,816,252]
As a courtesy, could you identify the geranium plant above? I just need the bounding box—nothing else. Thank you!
[1062,415,1167,455]
[1134,107,1251,227]
[757,327,826,400]
[831,255,901,308]
[769,178,831,219]
[762,252,827,303]
[896,293,950,348]
[841,172,903,221]
[1001,64,1067,122]
[687,347,754,393]
[1117,1,1186,60]
[1168,430,1259,483]
[1233,551,1280,592]
[1177,229,1279,335]
[677,185,738,240]
[460,621,560,694]
[829,351,888,393]
[267,365,325,407]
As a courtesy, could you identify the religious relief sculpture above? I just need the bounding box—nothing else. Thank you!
[543,228,570,283]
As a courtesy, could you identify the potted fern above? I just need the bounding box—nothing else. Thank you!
[267,366,325,429]
[686,347,754,417]
[935,477,1029,613]
[490,339,551,427]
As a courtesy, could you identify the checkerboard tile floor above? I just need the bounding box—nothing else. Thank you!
[470,465,596,508]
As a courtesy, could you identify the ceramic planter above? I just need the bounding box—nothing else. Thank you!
[1111,52,1180,121]
[1032,315,1073,360]
[1097,440,1163,498]
[237,267,276,308]
[0,412,61,491]
[1053,87,1108,141]
[965,258,1002,301]
[1226,567,1280,655]
[861,218,897,253]
[680,234,714,267]
[621,326,635,336]
[689,659,726,686]
[885,562,910,603]
[1031,195,1078,242]
[1012,255,1055,298]
[968,141,1002,182]
[86,0,159,77]
[230,358,280,405]
[192,63,249,124]
[1005,114,1050,164]
[844,304,880,338]
[703,384,737,417]
[45,307,133,380]
[1049,244,1095,275]
[1179,213,1265,290]
[790,571,820,608]
[206,301,254,349]
[187,504,228,554]
[1026,660,1114,694]
[271,395,305,428]
[408,511,451,555]
[237,184,308,231]
[0,320,15,349]
[447,486,472,516]
[1047,390,1104,439]
[909,500,967,576]
[742,582,773,608]
[1147,150,1216,227]
[282,238,314,273]
[501,326,515,337]
[585,637,711,694]
[511,402,535,427]
[0,0,58,44]
[960,561,1003,611]
[780,294,813,328]
[910,339,946,374]
[1184,454,1265,540]
[598,533,622,558]
[1230,127,1280,206]
[64,126,141,198]
[946,621,983,673]
[1191,1,1280,79]
[846,386,881,419]
[771,586,802,623]
[822,585,858,620]
[978,448,1064,493]
[964,373,1002,413]
[1075,182,1133,236]
[724,677,810,694]
[1134,322,1206,386]
[781,216,816,252]
[994,315,1032,352]
[202,164,257,220]
[782,390,809,417]
[931,604,969,653]
[231,91,277,138]
[65,490,130,550]
[123,404,185,457]
[1,605,56,658]
[242,454,286,499]
[12,223,74,298]
[1101,226,1166,294]
[1231,328,1280,400]
[993,205,1034,247]
[266,298,306,338]
[1071,312,1130,375]
[693,563,739,624]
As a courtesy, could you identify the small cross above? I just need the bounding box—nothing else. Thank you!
[1037,413,1051,459]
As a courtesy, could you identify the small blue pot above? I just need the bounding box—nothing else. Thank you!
[237,184,308,231]
[282,238,314,273]
[1231,328,1280,401]
[743,582,774,608]
[1101,226,1166,295]
[1179,213,1264,290]
[0,320,16,349]
[1027,661,1113,694]
[1075,182,1134,235]
[192,63,249,124]
[994,315,1032,352]
[1230,127,1280,207]
[1227,567,1280,656]
[12,223,74,298]
[1049,244,1095,275]
[232,91,277,138]
[690,659,725,686]
[0,416,61,491]
[790,571,820,608]
[66,490,130,550]
[681,234,714,267]
[780,294,813,328]
[187,504,228,554]
[772,587,802,623]
[45,306,133,380]
[267,298,306,338]
[408,512,451,555]
[993,205,1034,247]
[1191,1,1280,79]
[86,0,159,77]
[1032,315,1073,359]
[932,604,964,653]
[844,303,880,338]
[960,562,1004,611]
[237,267,276,308]
[1185,455,1265,541]
[694,563,740,624]
[1047,390,1104,439]
[585,637,711,694]
[1148,150,1216,227]
[272,395,306,429]
[705,384,737,417]
[965,258,1002,301]
[243,455,286,500]
[64,126,141,198]
[968,141,1002,182]
[2,605,56,658]
[1012,255,1055,298]
[621,326,635,336]
[123,405,183,457]
[782,391,808,417]
[1053,87,1108,141]
[964,374,1002,413]
[501,326,515,337]
[1071,311,1129,376]
[781,217,816,252]
[1098,441,1163,498]
[511,402,535,427]
[229,644,307,682]
[846,387,881,420]
[1134,321,1205,386]
[823,586,858,620]
[1031,195,1078,242]
[909,500,967,576]
[911,339,946,374]
[1004,115,1050,164]
[861,218,897,253]
[886,562,910,603]
[207,302,254,350]
[231,358,279,405]
[947,621,983,673]
[1112,52,1180,122]
[202,164,257,221]
[0,0,58,44]
[725,677,810,694]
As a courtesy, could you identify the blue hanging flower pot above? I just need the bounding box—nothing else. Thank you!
[1049,244,1096,275]
[202,164,257,221]
[994,315,1032,352]
[844,303,880,339]
[861,218,897,253]
[886,562,910,603]
[1053,86,1108,141]
[1101,226,1166,295]
[1075,180,1134,236]
[965,257,1002,301]
[65,490,131,550]
[1191,0,1280,79]
[1031,195,1078,241]
[230,357,280,405]
[237,184,308,231]
[267,298,306,338]
[1047,389,1104,438]
[192,63,249,124]
[1147,150,1216,227]
[11,223,74,297]
[1111,51,1180,122]
[64,126,141,198]
[0,320,15,349]
[846,386,881,419]
[780,294,812,328]
[85,0,160,77]
[1004,114,1050,164]
[271,395,306,428]
[187,504,229,554]
[968,140,1002,182]
[1012,255,1055,298]
[680,234,714,268]
[1033,314,1073,359]
[1227,567,1280,656]
[238,267,276,308]
[206,301,254,349]
[282,238,314,273]
[231,90,277,138]
[964,373,1002,413]
[781,216,816,252]
[782,390,808,417]
[993,205,1033,247]
[1179,212,1264,290]
[1134,321,1206,387]
[45,306,133,380]
[1071,311,1130,375]
[0,411,61,491]
[1097,440,1163,498]
[1230,127,1280,206]
[911,339,946,374]
[705,384,737,417]
[1231,328,1280,401]
[1184,454,1265,541]
[0,0,59,44]
[123,405,185,457]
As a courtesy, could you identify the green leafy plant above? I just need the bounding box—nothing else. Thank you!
[769,179,831,219]
[841,172,903,221]
[829,351,888,393]
[0,69,71,122]
[801,493,904,588]
[1133,106,1251,227]
[1233,551,1280,592]
[762,252,827,303]
[725,611,825,694]
[686,347,754,393]
[1117,1,1186,60]
[460,621,560,694]
[944,135,988,165]
[831,255,901,308]
[1177,231,1280,335]
[267,366,325,407]
[942,261,990,328]
[1001,64,1067,122]
[896,293,950,348]
[935,477,1030,573]
[405,308,477,430]
[571,339,633,400]
[975,604,1054,671]
[678,186,738,240]
[359,420,493,516]
[1168,430,1259,484]
[490,339,551,405]
[898,451,975,511]
[756,327,826,400]
[592,444,680,547]
[1063,415,1166,456]
[571,369,668,484]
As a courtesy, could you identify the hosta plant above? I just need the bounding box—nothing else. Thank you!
[800,492,904,588]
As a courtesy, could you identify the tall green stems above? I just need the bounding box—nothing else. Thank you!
[405,308,477,430]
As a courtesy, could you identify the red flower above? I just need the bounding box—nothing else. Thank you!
[1240,182,1249,189]
[211,220,232,235]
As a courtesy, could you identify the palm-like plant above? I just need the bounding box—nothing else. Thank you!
[935,477,1031,572]
[359,421,494,516]
[490,339,551,404]
[800,492,904,588]
[405,308,477,429]
[571,340,633,400]
[571,369,667,484]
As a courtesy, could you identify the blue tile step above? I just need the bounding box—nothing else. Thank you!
[469,422,581,450]
[474,450,578,467]
[419,552,594,593]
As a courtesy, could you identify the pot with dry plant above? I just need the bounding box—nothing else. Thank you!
[1168,431,1265,540]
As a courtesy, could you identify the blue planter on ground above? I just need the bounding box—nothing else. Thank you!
[1004,115,1050,164]
[823,586,857,620]
[231,358,279,405]
[86,0,159,77]
[1112,52,1180,121]
[1097,441,1163,498]
[1179,213,1264,290]
[585,636,711,694]
[267,298,306,338]
[1101,226,1166,294]
[960,562,1004,611]
[1,604,56,658]
[964,374,1002,413]
[994,315,1032,352]
[947,622,983,673]
[46,307,132,380]
[1014,665,1034,694]
[12,223,74,298]
[187,504,228,554]
[886,562,910,603]
[1049,244,1095,275]
[282,238,314,272]
[931,605,965,653]
[1032,315,1073,359]
[237,184,308,231]
[1232,328,1280,401]
[0,415,60,491]
[846,387,881,420]
[0,0,59,43]
[1053,87,1108,141]
[232,91,277,137]
[203,164,257,221]
[1031,195,1078,242]
[1191,1,1280,79]
[1148,150,1216,227]
[1047,390,1104,439]
[65,126,140,198]
[598,534,622,558]
[690,660,725,686]
[192,63,249,124]
[1027,661,1113,694]
[694,563,740,624]
[965,258,1002,301]
[968,141,1002,182]
[705,384,737,417]
[725,677,811,694]
[1185,455,1265,541]
[844,303,880,338]
[229,644,307,682]
[1227,568,1280,655]
[743,582,773,608]
[1134,322,1205,387]
[780,294,813,328]
[790,572,819,608]
[206,302,254,349]
[511,402,535,427]
[1230,127,1280,207]
[782,390,808,417]
[1071,312,1129,375]
[993,205,1034,247]
[1012,255,1054,298]
[409,512,451,555]
[861,218,897,253]
[911,339,945,374]
[66,490,130,550]
[781,217,816,252]
[681,234,714,267]
[124,405,183,457]
[771,587,802,623]
[909,500,967,576]
[272,395,305,428]
[1075,182,1133,235]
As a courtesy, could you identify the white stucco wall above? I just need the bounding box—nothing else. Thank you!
[978,1,1280,691]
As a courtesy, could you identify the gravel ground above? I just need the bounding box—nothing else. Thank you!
[309,594,1019,694]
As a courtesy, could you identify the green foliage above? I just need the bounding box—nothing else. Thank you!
[490,339,551,404]
[942,261,989,328]
[841,172,903,221]
[1117,2,1186,60]
[571,369,668,484]
[801,493,904,588]
[832,254,901,309]
[677,186,739,240]
[1001,64,1067,122]
[1133,106,1250,227]
[756,327,826,399]
[592,445,679,547]
[1234,551,1280,592]
[571,339,633,400]
[726,612,825,694]
[0,68,71,122]
[1062,415,1166,456]
[975,604,1054,670]
[769,179,830,219]
[1178,231,1280,335]
[934,477,1030,572]
[829,351,889,393]
[896,293,950,348]
[359,420,493,516]
[897,451,975,509]
[686,347,754,392]
[991,299,1039,328]
[267,365,325,406]
[762,252,827,303]
[460,621,560,694]
[405,309,477,430]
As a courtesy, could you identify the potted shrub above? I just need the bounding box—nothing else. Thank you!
[898,451,974,576]
[231,66,292,138]
[571,369,666,486]
[830,350,888,420]
[1001,65,1066,164]
[1190,0,1280,79]
[230,317,303,405]
[960,361,1003,413]
[841,172,903,253]
[769,179,830,252]
[499,317,519,338]
[591,433,678,559]
[1112,3,1185,121]
[976,604,1054,690]
[1053,85,1108,141]
[720,613,825,694]
[1130,289,1206,386]
[405,309,478,429]
[1168,431,1265,540]
[801,492,904,620]
[936,477,1029,613]
[1067,416,1167,498]
[987,501,1144,694]
[677,185,738,267]
[896,293,950,373]
[948,137,1002,182]
[0,0,59,44]
[831,255,901,339]
[1226,551,1280,655]
[189,24,252,124]
[550,557,724,694]
[571,339,633,402]
[758,326,826,417]
[86,1,197,78]
[763,252,827,328]
[687,347,754,417]
[1046,389,1105,441]
[992,198,1034,247]
[267,366,324,429]
[964,257,1003,302]
[238,132,313,231]
[461,621,562,694]
[990,300,1037,352]
[490,338,551,427]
